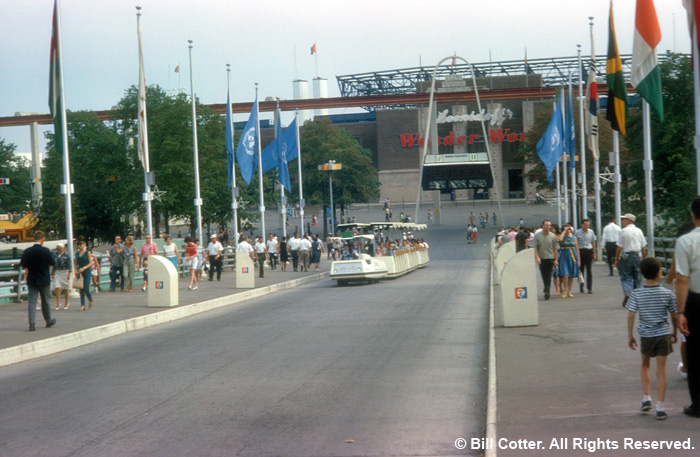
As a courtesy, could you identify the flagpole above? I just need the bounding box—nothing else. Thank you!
[568,75,578,229]
[556,155,562,228]
[613,130,622,226]
[589,17,602,258]
[54,0,75,261]
[642,101,655,257]
[563,152,569,223]
[136,7,153,239]
[295,110,305,235]
[256,84,266,238]
[227,64,239,248]
[694,21,700,195]
[275,102,287,239]
[188,40,203,242]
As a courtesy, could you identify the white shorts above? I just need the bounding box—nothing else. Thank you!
[187,257,199,270]
[54,272,71,290]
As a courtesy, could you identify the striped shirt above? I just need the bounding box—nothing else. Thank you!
[626,285,677,338]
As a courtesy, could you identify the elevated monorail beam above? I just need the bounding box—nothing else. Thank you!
[1,84,630,128]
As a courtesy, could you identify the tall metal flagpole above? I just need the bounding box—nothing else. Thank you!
[577,46,587,227]
[556,154,562,227]
[568,75,578,229]
[227,64,239,248]
[563,155,569,223]
[188,40,203,242]
[54,0,75,262]
[256,84,266,238]
[295,110,305,234]
[694,21,700,195]
[590,17,602,259]
[275,102,287,239]
[136,7,153,239]
[642,102,655,257]
[613,130,622,226]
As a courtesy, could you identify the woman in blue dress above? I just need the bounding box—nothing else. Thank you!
[558,224,580,298]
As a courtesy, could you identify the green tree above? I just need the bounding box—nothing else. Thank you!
[290,118,380,231]
[41,111,137,242]
[0,138,32,214]
[623,52,696,235]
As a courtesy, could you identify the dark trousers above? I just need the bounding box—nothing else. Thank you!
[605,242,617,275]
[110,266,123,291]
[27,285,52,325]
[686,292,700,407]
[579,248,593,291]
[539,259,554,295]
[269,253,277,270]
[291,251,299,271]
[257,253,266,277]
[208,256,222,281]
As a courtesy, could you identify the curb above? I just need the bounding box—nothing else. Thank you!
[485,255,498,457]
[0,272,328,368]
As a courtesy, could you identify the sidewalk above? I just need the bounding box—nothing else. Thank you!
[0,262,329,367]
[493,261,698,456]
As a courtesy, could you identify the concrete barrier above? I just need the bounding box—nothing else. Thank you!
[494,242,516,285]
[147,255,179,307]
[500,248,538,327]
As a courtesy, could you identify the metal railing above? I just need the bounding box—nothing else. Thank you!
[0,248,238,303]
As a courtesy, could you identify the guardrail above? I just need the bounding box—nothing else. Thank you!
[0,248,238,304]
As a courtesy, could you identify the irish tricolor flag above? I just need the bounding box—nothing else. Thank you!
[631,0,663,121]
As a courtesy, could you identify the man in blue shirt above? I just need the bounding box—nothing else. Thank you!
[20,231,56,331]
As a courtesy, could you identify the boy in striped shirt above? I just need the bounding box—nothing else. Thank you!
[627,257,678,420]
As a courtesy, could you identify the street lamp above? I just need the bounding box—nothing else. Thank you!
[318,160,342,236]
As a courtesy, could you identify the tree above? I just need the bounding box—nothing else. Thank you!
[41,111,136,242]
[0,138,32,214]
[623,52,695,235]
[290,118,380,232]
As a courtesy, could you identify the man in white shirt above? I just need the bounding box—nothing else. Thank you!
[254,236,268,278]
[266,234,278,270]
[299,235,312,272]
[236,235,255,261]
[206,234,224,281]
[614,213,647,306]
[288,234,301,272]
[602,216,622,276]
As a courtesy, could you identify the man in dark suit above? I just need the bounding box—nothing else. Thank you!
[20,231,56,331]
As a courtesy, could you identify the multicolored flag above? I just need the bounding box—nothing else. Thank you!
[536,92,565,184]
[631,0,663,121]
[585,65,600,160]
[606,0,628,135]
[236,97,258,185]
[136,10,148,170]
[310,43,317,55]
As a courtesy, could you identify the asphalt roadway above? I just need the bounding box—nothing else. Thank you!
[0,202,492,457]
[2,200,697,457]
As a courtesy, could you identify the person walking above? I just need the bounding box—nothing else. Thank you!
[311,234,323,271]
[575,219,597,294]
[74,236,94,311]
[614,213,647,307]
[299,235,312,272]
[254,236,268,278]
[279,236,289,272]
[20,231,56,331]
[602,216,621,276]
[266,233,278,270]
[288,233,301,272]
[185,236,199,290]
[89,247,100,294]
[676,197,700,417]
[533,220,559,300]
[109,235,125,292]
[52,243,72,309]
[206,234,224,281]
[123,236,136,292]
[557,224,580,298]
[162,235,179,272]
[138,233,159,291]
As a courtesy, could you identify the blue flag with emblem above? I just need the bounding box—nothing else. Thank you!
[235,97,258,185]
[276,119,292,192]
[536,92,564,184]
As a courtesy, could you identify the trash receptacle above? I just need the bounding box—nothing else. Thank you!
[147,255,179,307]
[494,241,516,285]
[236,252,255,289]
[500,248,538,327]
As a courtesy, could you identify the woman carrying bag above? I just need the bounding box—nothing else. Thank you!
[74,236,94,311]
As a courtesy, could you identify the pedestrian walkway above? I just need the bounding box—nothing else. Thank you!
[492,261,698,456]
[0,263,329,367]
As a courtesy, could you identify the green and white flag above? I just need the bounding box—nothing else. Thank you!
[631,0,663,121]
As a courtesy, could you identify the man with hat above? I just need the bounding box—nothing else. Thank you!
[206,233,224,281]
[614,213,647,306]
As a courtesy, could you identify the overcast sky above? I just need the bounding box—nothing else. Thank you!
[0,0,691,154]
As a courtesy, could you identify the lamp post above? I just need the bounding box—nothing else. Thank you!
[318,161,342,236]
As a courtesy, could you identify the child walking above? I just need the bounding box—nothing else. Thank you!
[626,257,678,420]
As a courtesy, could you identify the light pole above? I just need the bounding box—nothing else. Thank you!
[318,161,342,236]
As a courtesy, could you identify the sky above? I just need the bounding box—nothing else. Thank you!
[0,0,692,155]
